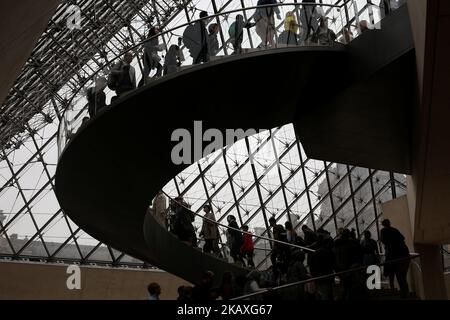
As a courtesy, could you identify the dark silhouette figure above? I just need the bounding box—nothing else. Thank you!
[139,26,164,87]
[192,270,215,301]
[309,236,335,300]
[361,230,380,265]
[380,219,410,298]
[229,15,245,54]
[207,23,220,57]
[199,204,218,254]
[285,249,309,300]
[86,77,107,118]
[172,196,197,246]
[177,285,193,301]
[240,225,255,268]
[269,216,290,273]
[219,271,235,300]
[333,228,364,300]
[147,282,161,300]
[227,215,245,265]
[302,225,318,247]
[108,52,136,97]
[183,11,209,64]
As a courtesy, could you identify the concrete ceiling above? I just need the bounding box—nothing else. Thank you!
[0,0,61,106]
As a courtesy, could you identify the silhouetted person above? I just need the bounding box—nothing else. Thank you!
[285,221,298,244]
[359,20,370,34]
[299,0,319,43]
[285,249,309,300]
[139,26,165,86]
[243,270,265,300]
[192,270,215,301]
[200,204,218,254]
[219,271,235,300]
[311,16,336,45]
[172,196,196,246]
[241,225,255,268]
[164,38,184,75]
[278,11,300,46]
[229,15,244,54]
[207,23,220,57]
[380,0,392,19]
[309,236,335,300]
[226,215,245,265]
[361,230,380,265]
[148,282,161,300]
[152,190,167,228]
[86,76,107,118]
[334,228,363,300]
[338,27,354,44]
[317,227,332,240]
[184,11,209,64]
[109,52,136,97]
[380,219,410,298]
[350,228,357,240]
[177,285,193,301]
[269,216,290,272]
[254,0,281,48]
[302,225,317,247]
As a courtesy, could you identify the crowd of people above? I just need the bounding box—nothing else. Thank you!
[147,191,412,300]
[80,0,396,125]
[147,218,410,301]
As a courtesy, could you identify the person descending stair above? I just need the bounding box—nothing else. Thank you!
[200,204,219,254]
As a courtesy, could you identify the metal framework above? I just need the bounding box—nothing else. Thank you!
[0,0,405,268]
[163,124,407,268]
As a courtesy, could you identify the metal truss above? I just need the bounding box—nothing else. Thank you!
[164,124,407,269]
[0,0,403,269]
[0,0,196,267]
[0,0,191,158]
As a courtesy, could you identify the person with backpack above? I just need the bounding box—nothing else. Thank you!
[86,76,107,118]
[229,15,244,54]
[183,11,209,64]
[172,196,197,247]
[311,16,336,45]
[361,230,380,266]
[108,52,136,99]
[228,15,255,54]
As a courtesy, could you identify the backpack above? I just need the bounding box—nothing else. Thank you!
[182,24,198,51]
[228,22,236,38]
